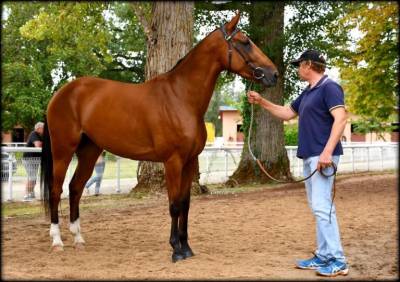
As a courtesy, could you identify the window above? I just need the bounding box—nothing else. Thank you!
[12,128,24,142]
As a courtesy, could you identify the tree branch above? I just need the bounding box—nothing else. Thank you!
[114,53,142,61]
[195,1,251,13]
[108,65,141,72]
[131,2,152,43]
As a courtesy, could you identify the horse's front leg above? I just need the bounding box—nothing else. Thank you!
[178,195,194,259]
[178,157,198,259]
[164,154,185,262]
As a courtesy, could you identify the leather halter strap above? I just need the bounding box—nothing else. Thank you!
[220,26,265,80]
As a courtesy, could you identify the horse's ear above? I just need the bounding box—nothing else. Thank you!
[225,12,240,33]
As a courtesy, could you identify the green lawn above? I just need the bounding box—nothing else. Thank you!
[11,152,241,180]
[2,171,395,219]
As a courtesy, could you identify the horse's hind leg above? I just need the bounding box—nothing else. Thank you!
[49,143,78,251]
[69,135,102,248]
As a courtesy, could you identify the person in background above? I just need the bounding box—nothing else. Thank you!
[85,151,106,196]
[247,49,348,277]
[22,122,44,202]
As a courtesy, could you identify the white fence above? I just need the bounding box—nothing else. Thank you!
[1,142,398,202]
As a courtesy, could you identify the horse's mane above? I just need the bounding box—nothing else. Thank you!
[168,55,188,72]
[167,28,219,73]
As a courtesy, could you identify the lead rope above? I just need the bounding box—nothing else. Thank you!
[246,82,336,223]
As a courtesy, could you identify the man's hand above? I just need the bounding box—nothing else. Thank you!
[247,91,297,121]
[317,151,333,171]
[247,91,262,104]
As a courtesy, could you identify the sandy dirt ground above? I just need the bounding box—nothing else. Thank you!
[2,172,398,280]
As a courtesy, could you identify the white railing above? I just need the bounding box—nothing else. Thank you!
[2,142,27,147]
[285,142,398,177]
[1,142,398,202]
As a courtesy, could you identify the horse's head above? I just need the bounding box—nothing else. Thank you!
[218,13,279,88]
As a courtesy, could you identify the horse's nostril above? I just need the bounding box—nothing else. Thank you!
[274,72,279,79]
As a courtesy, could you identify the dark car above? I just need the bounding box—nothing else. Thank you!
[1,151,17,181]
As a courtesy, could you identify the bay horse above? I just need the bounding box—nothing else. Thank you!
[40,13,278,262]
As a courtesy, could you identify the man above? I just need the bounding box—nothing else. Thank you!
[85,151,106,196]
[22,122,44,201]
[247,50,348,277]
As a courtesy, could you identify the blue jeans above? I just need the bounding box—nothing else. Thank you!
[303,155,346,263]
[85,162,105,194]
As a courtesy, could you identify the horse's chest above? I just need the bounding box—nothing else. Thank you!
[163,122,206,155]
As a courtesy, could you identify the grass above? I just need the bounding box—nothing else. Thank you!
[1,181,271,219]
[206,182,283,195]
[11,154,240,180]
[2,192,158,219]
[3,170,396,219]
[0,180,293,219]
[2,201,43,218]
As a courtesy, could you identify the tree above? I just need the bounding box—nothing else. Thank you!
[194,1,351,185]
[19,2,146,86]
[284,1,349,101]
[131,2,203,193]
[229,2,292,184]
[2,2,147,134]
[19,3,112,79]
[2,3,53,135]
[333,2,398,137]
[194,2,291,184]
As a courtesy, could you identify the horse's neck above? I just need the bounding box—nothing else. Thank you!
[167,36,224,117]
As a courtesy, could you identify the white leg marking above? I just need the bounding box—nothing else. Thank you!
[69,218,85,244]
[50,223,64,247]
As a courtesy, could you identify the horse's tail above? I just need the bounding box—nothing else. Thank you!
[40,117,52,217]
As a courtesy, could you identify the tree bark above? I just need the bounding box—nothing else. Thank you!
[228,2,293,186]
[131,2,206,194]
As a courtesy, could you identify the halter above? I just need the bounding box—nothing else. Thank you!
[220,26,265,80]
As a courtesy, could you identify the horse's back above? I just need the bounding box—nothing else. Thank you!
[50,76,139,102]
[46,75,206,162]
[48,76,143,119]
[47,76,172,160]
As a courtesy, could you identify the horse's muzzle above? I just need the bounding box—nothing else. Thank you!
[257,67,278,88]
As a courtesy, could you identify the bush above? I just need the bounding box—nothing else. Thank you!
[284,124,298,145]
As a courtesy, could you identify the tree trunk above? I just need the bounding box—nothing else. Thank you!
[228,2,293,186]
[131,2,205,194]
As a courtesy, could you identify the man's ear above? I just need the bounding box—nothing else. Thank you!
[225,11,240,33]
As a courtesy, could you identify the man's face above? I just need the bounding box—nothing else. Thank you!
[297,60,311,81]
[36,127,44,136]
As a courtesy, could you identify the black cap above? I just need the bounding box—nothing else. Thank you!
[290,49,326,67]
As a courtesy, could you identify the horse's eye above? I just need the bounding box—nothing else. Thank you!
[237,38,250,45]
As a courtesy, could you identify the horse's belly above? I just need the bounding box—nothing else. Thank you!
[88,135,162,162]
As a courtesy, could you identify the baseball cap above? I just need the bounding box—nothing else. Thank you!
[290,49,326,67]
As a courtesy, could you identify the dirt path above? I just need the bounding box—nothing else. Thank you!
[2,173,398,280]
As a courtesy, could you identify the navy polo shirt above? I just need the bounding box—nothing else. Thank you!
[290,75,345,159]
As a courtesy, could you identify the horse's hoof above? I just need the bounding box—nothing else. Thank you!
[182,248,194,259]
[74,242,85,250]
[172,251,185,263]
[51,245,64,252]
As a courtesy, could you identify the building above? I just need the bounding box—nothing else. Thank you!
[2,127,25,143]
[218,106,398,144]
[219,106,243,144]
